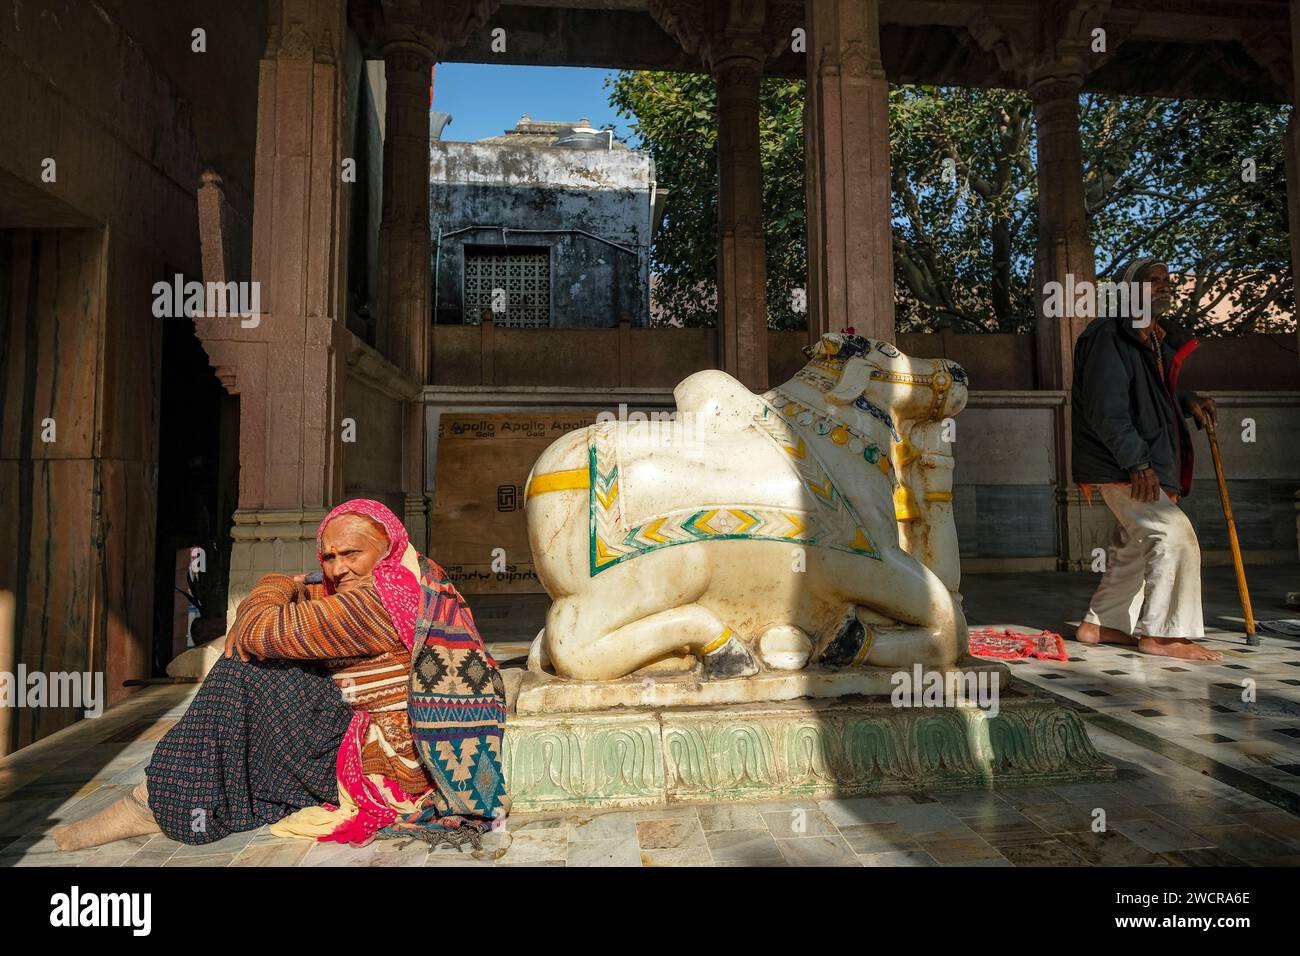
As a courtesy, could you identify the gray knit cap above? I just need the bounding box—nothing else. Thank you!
[1115,256,1164,285]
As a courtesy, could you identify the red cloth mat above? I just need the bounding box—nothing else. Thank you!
[968,627,1068,662]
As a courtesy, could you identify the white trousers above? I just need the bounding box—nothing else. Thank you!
[1083,485,1205,638]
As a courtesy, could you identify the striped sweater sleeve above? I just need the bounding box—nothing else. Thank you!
[230,573,402,660]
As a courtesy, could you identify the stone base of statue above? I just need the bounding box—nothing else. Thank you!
[499,671,1114,813]
[514,654,1014,713]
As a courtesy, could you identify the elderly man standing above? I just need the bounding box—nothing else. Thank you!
[1072,258,1222,662]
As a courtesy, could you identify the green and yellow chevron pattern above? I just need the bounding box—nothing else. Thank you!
[587,408,881,576]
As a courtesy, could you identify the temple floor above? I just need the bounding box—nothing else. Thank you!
[1,563,1298,867]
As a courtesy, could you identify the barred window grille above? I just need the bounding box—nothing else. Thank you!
[463,246,551,327]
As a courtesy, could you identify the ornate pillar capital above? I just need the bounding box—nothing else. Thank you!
[808,0,884,82]
[1027,65,1086,97]
[962,0,1132,91]
[379,39,436,68]
[351,0,499,58]
[713,53,764,87]
[649,0,802,73]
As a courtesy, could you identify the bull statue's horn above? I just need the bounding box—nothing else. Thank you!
[825,355,873,405]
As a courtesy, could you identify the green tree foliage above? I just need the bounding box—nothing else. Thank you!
[890,86,1037,332]
[1082,95,1292,335]
[609,69,1294,335]
[607,70,807,328]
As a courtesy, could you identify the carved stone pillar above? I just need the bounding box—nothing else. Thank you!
[377,44,434,550]
[963,4,1121,571]
[378,43,434,383]
[649,0,801,392]
[1030,75,1095,393]
[195,0,351,619]
[804,0,895,343]
[355,0,497,550]
[1032,72,1098,571]
[715,51,769,391]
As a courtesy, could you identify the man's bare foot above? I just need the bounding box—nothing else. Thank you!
[1075,621,1138,646]
[1137,636,1223,662]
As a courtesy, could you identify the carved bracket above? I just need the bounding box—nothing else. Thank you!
[1238,26,1293,94]
[351,0,500,57]
[960,0,1135,91]
[649,0,804,71]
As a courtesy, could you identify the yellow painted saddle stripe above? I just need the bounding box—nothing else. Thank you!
[525,467,590,500]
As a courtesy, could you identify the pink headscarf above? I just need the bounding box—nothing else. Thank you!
[314,498,428,844]
[317,498,420,652]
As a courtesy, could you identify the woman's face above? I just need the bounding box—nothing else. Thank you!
[319,514,390,593]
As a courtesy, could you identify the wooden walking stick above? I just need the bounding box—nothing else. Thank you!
[1203,416,1258,645]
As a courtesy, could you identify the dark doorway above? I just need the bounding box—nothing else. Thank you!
[151,312,239,675]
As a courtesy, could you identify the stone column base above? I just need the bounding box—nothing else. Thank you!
[226,508,330,625]
[502,686,1113,812]
[404,492,430,555]
[1062,485,1119,572]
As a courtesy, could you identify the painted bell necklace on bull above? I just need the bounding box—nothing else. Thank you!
[765,380,896,479]
[761,331,921,482]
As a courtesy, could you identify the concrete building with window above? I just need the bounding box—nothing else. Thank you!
[429,115,665,328]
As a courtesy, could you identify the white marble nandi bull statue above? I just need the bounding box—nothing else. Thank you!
[523,332,969,683]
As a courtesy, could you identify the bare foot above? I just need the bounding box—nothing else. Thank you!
[1137,636,1223,662]
[50,780,159,851]
[1075,621,1138,646]
[50,823,81,852]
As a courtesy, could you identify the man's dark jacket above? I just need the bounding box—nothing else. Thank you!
[1071,314,1200,497]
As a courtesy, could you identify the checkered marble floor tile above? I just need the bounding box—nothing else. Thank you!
[1003,644,1300,797]
[963,563,1300,807]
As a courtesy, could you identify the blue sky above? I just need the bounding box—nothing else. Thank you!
[432,63,638,144]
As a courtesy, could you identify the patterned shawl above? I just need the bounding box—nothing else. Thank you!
[284,499,509,849]
[379,551,510,847]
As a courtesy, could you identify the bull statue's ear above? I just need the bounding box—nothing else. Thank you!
[805,334,833,359]
[825,356,873,405]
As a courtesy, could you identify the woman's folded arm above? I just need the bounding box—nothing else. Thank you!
[230,573,402,660]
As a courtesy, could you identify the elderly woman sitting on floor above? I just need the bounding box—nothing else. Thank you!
[54,499,509,852]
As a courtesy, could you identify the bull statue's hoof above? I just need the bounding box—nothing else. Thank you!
[523,331,970,695]
[816,612,871,669]
[701,631,760,680]
[757,625,813,670]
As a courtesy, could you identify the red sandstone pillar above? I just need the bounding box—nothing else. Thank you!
[715,49,769,391]
[1031,76,1096,392]
[649,0,805,388]
[378,43,435,384]
[1031,71,1099,570]
[377,43,435,552]
[803,0,895,344]
[201,0,351,616]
